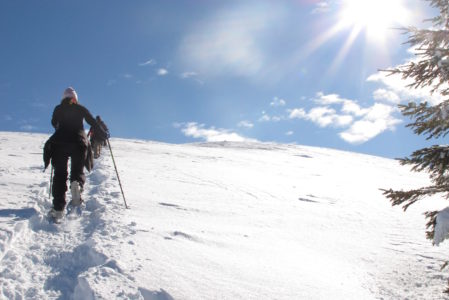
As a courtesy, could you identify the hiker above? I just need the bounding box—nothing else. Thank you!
[88,115,109,159]
[44,87,108,219]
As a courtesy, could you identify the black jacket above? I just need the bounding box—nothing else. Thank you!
[89,119,110,143]
[43,98,102,171]
[51,98,97,143]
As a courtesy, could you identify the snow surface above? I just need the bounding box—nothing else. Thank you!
[1,131,449,299]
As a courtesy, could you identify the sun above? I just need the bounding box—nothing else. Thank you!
[300,0,412,75]
[339,0,411,42]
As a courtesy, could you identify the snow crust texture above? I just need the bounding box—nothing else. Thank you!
[0,132,449,299]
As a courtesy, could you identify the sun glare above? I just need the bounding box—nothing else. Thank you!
[339,0,410,42]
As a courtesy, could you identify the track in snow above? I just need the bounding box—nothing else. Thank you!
[0,138,170,299]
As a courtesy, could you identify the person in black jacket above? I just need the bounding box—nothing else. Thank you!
[88,115,109,159]
[47,87,107,219]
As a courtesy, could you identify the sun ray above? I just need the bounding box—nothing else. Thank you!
[327,25,363,75]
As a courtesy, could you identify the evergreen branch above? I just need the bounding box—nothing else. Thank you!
[441,260,449,271]
[382,185,449,211]
[424,210,439,241]
[398,145,449,186]
[398,101,449,140]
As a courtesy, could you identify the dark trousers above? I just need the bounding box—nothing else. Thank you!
[51,142,86,211]
[92,139,102,158]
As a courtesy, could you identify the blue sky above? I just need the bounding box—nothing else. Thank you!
[0,0,440,158]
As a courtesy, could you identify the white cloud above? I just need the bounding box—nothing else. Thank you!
[259,113,271,122]
[238,120,254,129]
[288,108,306,119]
[373,88,401,104]
[308,107,353,127]
[259,112,282,122]
[288,92,401,144]
[367,70,446,105]
[314,92,346,105]
[178,4,282,80]
[157,68,168,76]
[307,107,337,127]
[270,97,286,107]
[311,1,331,14]
[289,106,352,128]
[339,103,402,144]
[285,131,294,136]
[180,72,198,79]
[314,92,366,116]
[341,101,367,116]
[179,122,257,142]
[139,59,156,66]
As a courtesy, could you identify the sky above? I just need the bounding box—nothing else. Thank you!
[0,0,442,158]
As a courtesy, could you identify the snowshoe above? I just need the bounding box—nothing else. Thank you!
[48,208,64,224]
[70,181,83,206]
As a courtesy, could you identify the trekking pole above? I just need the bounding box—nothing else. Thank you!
[49,165,53,199]
[107,138,129,209]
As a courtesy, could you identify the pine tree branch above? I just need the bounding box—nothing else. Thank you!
[385,26,449,97]
[425,210,439,241]
[398,101,449,140]
[399,145,449,186]
[382,185,449,211]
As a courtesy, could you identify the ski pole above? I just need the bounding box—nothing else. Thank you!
[49,165,53,199]
[107,138,129,209]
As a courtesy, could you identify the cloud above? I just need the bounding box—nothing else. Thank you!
[139,59,156,66]
[180,72,198,79]
[288,108,306,119]
[180,71,204,84]
[259,111,283,122]
[4,115,12,121]
[367,69,446,105]
[259,113,271,122]
[157,68,168,76]
[270,97,286,107]
[289,105,352,128]
[178,4,283,80]
[314,92,346,105]
[314,92,366,116]
[288,92,401,144]
[308,107,353,127]
[339,104,402,144]
[373,88,401,104]
[285,131,294,136]
[179,122,257,142]
[238,120,254,128]
[311,1,332,14]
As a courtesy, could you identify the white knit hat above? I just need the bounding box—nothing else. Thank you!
[62,87,78,101]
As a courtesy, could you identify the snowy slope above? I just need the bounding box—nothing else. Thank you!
[1,131,449,299]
